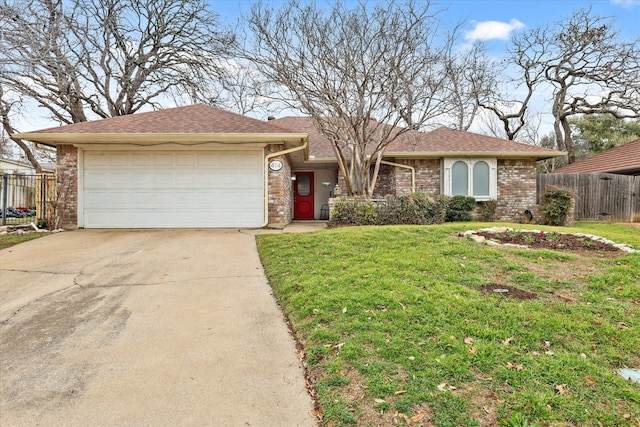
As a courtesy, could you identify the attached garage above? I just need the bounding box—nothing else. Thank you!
[81,150,264,228]
[14,105,308,229]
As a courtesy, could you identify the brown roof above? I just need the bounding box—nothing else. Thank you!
[25,104,296,135]
[553,138,640,175]
[271,116,563,160]
[389,127,562,158]
[268,117,336,158]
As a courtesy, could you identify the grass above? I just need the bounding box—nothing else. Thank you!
[257,222,640,426]
[0,232,46,250]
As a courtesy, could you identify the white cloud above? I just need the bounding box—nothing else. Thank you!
[465,19,526,42]
[611,0,640,7]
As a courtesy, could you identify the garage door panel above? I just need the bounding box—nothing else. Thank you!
[83,151,264,228]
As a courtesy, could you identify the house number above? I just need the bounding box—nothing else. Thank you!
[269,159,284,171]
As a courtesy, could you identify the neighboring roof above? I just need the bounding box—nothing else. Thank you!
[13,104,308,146]
[271,116,564,160]
[553,138,640,175]
[0,157,55,173]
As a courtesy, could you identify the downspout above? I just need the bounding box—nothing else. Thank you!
[381,160,415,193]
[262,138,308,227]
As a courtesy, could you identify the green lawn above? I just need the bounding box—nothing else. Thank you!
[0,232,46,250]
[257,222,640,426]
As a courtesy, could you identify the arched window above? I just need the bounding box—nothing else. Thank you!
[451,161,468,196]
[473,161,490,196]
[444,158,497,201]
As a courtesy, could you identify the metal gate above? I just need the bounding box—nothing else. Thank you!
[1,173,56,226]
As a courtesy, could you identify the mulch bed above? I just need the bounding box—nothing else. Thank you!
[474,230,621,252]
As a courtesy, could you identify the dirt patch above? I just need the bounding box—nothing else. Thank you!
[480,283,537,300]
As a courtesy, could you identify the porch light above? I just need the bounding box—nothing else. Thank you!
[321,182,331,187]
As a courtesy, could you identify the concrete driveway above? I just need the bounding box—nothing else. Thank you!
[0,229,316,426]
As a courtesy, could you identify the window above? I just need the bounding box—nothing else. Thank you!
[451,161,468,195]
[443,158,497,201]
[296,173,311,196]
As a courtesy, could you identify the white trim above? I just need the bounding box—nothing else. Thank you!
[443,158,497,201]
[77,148,84,228]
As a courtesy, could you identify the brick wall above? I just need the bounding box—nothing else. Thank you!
[371,164,395,197]
[392,159,441,195]
[267,145,293,226]
[334,159,443,197]
[331,159,539,224]
[56,145,78,228]
[495,159,538,221]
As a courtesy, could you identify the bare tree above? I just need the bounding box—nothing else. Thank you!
[243,0,461,197]
[0,0,234,168]
[476,32,548,141]
[507,8,640,163]
[210,59,278,117]
[444,42,495,131]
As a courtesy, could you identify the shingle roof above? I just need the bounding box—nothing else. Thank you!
[271,116,563,160]
[25,104,296,135]
[553,138,640,175]
[389,127,562,157]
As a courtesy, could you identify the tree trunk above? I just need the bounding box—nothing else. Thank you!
[561,117,575,164]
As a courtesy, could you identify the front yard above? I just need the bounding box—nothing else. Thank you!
[257,222,640,426]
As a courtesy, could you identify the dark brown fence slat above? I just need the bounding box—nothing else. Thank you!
[537,173,639,222]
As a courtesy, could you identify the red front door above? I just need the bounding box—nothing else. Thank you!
[294,172,314,219]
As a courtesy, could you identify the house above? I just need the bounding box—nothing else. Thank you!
[270,116,564,222]
[14,105,564,229]
[0,157,55,174]
[553,138,640,175]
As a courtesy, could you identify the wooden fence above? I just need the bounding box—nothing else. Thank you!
[537,173,640,223]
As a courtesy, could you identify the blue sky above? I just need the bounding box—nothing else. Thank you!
[207,0,639,137]
[213,0,640,50]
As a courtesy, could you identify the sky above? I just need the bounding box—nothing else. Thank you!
[213,0,640,45]
[208,0,640,137]
[7,0,640,139]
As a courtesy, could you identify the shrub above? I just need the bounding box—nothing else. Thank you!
[328,197,377,226]
[479,200,498,222]
[445,195,476,222]
[540,187,573,226]
[376,193,448,225]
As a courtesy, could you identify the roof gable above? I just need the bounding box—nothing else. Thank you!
[553,138,640,175]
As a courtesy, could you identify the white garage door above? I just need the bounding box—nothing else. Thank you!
[82,150,264,228]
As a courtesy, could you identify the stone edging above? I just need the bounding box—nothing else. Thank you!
[461,227,638,253]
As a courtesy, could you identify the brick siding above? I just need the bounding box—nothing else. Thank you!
[267,145,293,226]
[56,145,78,228]
[333,158,540,223]
[393,159,441,195]
[495,159,538,221]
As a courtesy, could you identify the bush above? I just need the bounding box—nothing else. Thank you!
[377,193,448,225]
[479,200,498,222]
[329,193,449,227]
[445,195,476,222]
[540,188,573,226]
[328,198,377,226]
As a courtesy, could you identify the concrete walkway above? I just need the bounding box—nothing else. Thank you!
[0,229,317,426]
